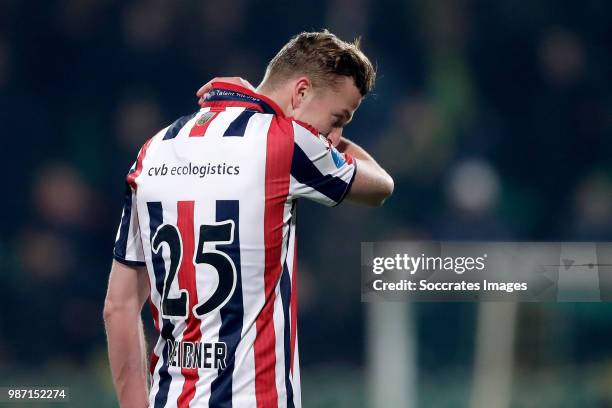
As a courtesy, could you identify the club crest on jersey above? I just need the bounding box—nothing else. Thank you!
[190,110,222,137]
[196,111,215,126]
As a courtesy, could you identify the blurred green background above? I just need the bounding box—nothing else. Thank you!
[0,0,611,406]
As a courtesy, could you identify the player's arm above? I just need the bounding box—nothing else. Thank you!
[289,122,393,207]
[196,78,394,206]
[335,136,393,207]
[103,259,150,408]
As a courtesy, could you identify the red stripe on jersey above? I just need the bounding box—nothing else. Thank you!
[150,351,160,376]
[147,295,162,375]
[189,109,224,137]
[211,81,285,117]
[127,136,154,190]
[293,119,319,136]
[290,234,298,374]
[148,296,161,333]
[255,117,294,408]
[200,100,264,112]
[176,201,200,408]
[344,152,354,165]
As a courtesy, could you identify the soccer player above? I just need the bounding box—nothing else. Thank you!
[103,31,393,408]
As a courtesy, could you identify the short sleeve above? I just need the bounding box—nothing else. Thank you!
[113,165,145,266]
[289,121,357,206]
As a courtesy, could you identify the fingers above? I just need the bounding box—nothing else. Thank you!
[196,79,216,97]
[196,77,256,108]
[196,77,255,97]
[239,78,255,91]
[196,78,221,107]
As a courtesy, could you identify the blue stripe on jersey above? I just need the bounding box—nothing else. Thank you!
[280,258,295,407]
[291,144,349,203]
[113,183,133,261]
[223,110,256,137]
[210,200,243,408]
[205,89,277,114]
[147,201,176,408]
[163,113,197,140]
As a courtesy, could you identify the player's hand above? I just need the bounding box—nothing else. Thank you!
[197,77,256,107]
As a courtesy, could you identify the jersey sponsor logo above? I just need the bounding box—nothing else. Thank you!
[167,339,228,370]
[147,162,240,178]
[205,88,262,104]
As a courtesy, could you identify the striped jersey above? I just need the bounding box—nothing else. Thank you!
[112,82,357,408]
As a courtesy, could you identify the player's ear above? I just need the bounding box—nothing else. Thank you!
[291,77,311,110]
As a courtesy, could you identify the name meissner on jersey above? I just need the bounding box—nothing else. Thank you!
[167,339,228,370]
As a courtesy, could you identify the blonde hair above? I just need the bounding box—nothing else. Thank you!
[263,30,376,96]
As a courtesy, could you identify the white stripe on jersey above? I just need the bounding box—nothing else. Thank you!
[190,198,221,407]
[292,336,302,408]
[289,122,356,207]
[285,207,300,408]
[195,108,243,138]
[292,122,351,180]
[289,174,334,206]
[273,284,287,408]
[230,112,270,404]
[160,204,186,408]
[274,199,294,408]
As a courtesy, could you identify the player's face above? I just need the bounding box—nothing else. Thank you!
[293,76,363,145]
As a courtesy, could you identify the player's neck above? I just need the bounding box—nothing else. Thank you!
[256,83,293,117]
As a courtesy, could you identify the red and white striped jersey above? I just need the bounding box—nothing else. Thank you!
[112,82,356,408]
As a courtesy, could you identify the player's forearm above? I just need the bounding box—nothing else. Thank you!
[104,310,149,408]
[337,136,394,206]
[336,136,393,180]
[336,136,376,162]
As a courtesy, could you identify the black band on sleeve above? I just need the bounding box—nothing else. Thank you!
[113,253,146,267]
[332,158,358,207]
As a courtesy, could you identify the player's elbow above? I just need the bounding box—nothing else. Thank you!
[103,299,120,322]
[103,298,137,322]
[367,174,394,207]
[361,173,395,207]
[103,260,149,323]
[381,174,394,202]
[347,171,395,207]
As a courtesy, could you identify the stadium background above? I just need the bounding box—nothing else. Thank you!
[0,0,611,406]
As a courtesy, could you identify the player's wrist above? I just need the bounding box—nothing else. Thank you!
[337,137,378,163]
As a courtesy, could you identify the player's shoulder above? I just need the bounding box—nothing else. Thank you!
[144,110,202,146]
[262,113,322,142]
[288,118,332,150]
[133,124,171,160]
[292,119,319,137]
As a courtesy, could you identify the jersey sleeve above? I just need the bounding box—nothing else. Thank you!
[113,163,146,266]
[289,121,357,206]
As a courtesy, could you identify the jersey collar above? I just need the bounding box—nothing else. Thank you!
[201,81,285,116]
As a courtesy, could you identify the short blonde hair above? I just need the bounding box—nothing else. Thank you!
[264,30,376,96]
